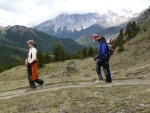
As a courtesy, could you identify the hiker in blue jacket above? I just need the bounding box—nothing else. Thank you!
[93,34,112,83]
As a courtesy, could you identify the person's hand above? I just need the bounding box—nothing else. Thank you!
[93,57,97,60]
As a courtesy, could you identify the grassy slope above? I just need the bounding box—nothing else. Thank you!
[110,21,150,79]
[0,21,150,112]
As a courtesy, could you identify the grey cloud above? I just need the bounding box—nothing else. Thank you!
[0,0,55,14]
[0,0,22,14]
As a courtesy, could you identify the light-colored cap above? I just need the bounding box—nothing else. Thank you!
[26,40,35,45]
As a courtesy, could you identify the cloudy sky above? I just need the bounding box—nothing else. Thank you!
[0,0,149,27]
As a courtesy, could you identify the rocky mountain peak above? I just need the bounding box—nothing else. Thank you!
[34,9,139,36]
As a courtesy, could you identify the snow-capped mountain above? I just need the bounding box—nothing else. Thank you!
[137,7,150,26]
[34,9,140,37]
[34,13,102,34]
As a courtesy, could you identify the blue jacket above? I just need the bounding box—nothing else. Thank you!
[96,41,108,62]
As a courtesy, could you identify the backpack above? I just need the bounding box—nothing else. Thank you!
[106,39,114,56]
[99,37,114,62]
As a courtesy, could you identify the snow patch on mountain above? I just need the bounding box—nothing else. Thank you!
[34,9,140,34]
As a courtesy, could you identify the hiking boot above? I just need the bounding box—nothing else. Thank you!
[106,79,112,83]
[31,87,36,90]
[41,82,45,88]
[95,80,104,83]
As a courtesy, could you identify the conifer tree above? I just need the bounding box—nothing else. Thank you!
[37,50,44,67]
[77,50,83,59]
[44,52,51,63]
[53,44,59,61]
[82,48,88,58]
[131,21,137,37]
[125,22,132,40]
[88,47,94,57]
[125,21,139,41]
[117,29,124,52]
[60,49,66,61]
[53,44,66,61]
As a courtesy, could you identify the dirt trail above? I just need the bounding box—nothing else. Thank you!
[0,79,150,100]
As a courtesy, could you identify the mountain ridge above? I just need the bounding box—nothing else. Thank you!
[34,10,139,36]
[0,25,84,66]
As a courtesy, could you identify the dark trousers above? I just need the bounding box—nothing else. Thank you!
[96,61,112,82]
[28,64,44,88]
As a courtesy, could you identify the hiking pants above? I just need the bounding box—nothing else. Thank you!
[96,61,112,82]
[28,64,44,88]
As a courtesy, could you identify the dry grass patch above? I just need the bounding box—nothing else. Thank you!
[0,84,150,113]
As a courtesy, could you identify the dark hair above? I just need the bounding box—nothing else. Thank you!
[98,37,105,42]
[101,37,106,41]
[34,43,36,48]
[98,39,101,42]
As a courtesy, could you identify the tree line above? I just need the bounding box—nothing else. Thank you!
[113,21,140,52]
[37,44,98,67]
[0,44,97,72]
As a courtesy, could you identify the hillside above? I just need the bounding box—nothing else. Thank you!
[137,7,150,26]
[0,19,150,112]
[0,43,27,66]
[3,25,84,54]
[0,25,84,66]
[76,26,122,47]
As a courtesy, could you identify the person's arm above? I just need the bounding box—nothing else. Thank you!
[29,48,37,64]
[93,43,101,60]
[25,49,30,66]
[93,54,99,60]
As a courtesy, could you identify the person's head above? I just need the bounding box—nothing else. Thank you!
[26,40,36,48]
[100,37,106,42]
